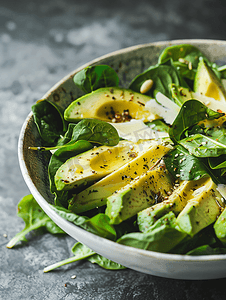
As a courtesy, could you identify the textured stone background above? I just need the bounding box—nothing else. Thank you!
[1,0,226,299]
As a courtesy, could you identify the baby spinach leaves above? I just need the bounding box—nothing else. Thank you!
[129,59,187,99]
[164,145,223,184]
[164,99,226,184]
[50,205,117,241]
[44,242,125,273]
[73,65,119,94]
[32,99,67,145]
[69,118,120,146]
[169,100,224,143]
[6,195,65,248]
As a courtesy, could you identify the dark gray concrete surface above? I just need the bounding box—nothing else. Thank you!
[1,0,226,299]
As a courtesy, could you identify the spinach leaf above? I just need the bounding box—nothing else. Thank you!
[70,118,119,146]
[129,59,187,99]
[145,119,170,133]
[32,99,67,145]
[208,155,226,170]
[179,133,226,158]
[43,242,95,273]
[169,100,224,143]
[159,44,207,66]
[6,195,65,248]
[43,242,125,272]
[87,254,126,270]
[117,212,186,253]
[186,245,226,255]
[163,145,224,184]
[31,118,120,151]
[158,44,212,79]
[73,65,119,94]
[170,225,217,254]
[51,205,116,240]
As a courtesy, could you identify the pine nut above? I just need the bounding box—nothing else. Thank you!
[140,79,154,94]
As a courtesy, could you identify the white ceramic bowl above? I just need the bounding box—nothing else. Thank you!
[18,39,226,280]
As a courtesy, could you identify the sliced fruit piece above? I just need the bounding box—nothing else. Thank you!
[55,139,153,191]
[137,179,197,232]
[105,163,173,225]
[214,207,226,246]
[176,177,225,237]
[68,142,171,213]
[194,59,226,102]
[64,87,157,122]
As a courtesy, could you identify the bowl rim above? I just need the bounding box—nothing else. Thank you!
[18,39,226,265]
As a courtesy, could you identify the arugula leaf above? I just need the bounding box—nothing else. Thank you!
[6,195,65,248]
[129,59,187,99]
[32,99,67,145]
[169,100,224,143]
[73,65,119,94]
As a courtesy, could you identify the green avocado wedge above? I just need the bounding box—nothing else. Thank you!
[64,87,155,123]
[105,163,173,225]
[54,140,149,191]
[176,177,225,237]
[68,142,171,214]
[214,207,226,246]
[137,179,200,232]
[194,59,226,102]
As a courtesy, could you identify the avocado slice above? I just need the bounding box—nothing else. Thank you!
[194,59,226,102]
[117,211,187,253]
[213,207,226,246]
[55,139,153,191]
[137,179,199,232]
[64,87,157,123]
[68,142,171,213]
[105,163,173,225]
[176,177,225,237]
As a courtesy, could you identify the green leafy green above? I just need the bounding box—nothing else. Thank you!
[186,245,226,255]
[87,254,126,270]
[73,65,119,94]
[43,242,125,272]
[43,242,95,272]
[129,59,187,99]
[31,118,120,151]
[51,205,116,240]
[6,195,65,248]
[117,212,186,253]
[68,118,120,146]
[163,145,224,184]
[179,133,226,158]
[32,99,67,145]
[169,100,224,143]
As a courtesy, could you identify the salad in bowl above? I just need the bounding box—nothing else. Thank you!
[14,40,226,279]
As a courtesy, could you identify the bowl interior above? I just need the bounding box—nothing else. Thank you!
[19,39,226,280]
